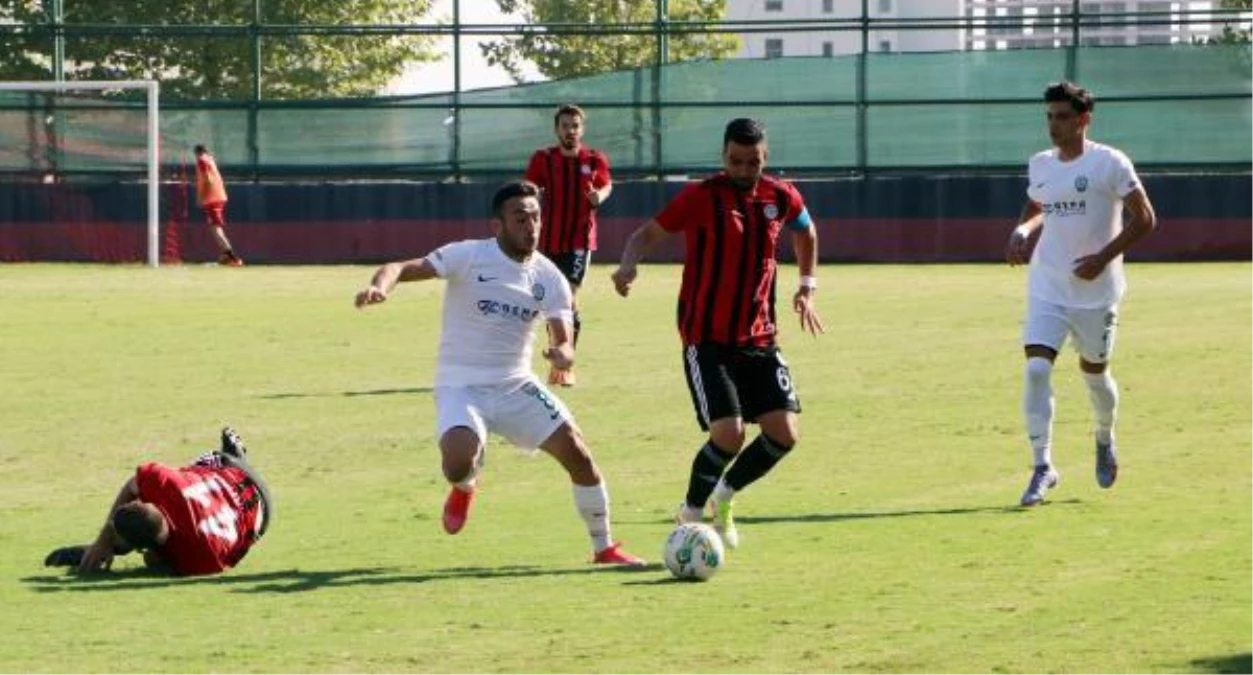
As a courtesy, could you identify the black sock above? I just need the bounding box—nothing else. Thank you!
[724,433,793,493]
[572,309,582,349]
[685,441,735,509]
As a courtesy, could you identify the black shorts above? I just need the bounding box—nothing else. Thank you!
[546,249,592,287]
[681,343,801,431]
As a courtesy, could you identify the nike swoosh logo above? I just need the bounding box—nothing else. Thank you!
[477,275,496,282]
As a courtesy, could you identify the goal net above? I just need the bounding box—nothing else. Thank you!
[0,80,163,266]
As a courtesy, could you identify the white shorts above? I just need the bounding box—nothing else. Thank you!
[434,376,574,454]
[1022,298,1119,364]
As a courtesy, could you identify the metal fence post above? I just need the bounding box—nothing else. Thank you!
[248,0,262,180]
[856,0,868,173]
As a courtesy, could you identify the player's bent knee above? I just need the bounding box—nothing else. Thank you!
[708,419,746,453]
[1025,357,1054,383]
[759,413,800,447]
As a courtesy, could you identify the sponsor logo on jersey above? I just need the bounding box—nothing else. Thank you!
[476,299,538,323]
[1041,199,1087,217]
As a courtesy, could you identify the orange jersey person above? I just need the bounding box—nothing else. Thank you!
[193,144,243,266]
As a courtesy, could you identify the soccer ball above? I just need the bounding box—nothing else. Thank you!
[663,522,724,581]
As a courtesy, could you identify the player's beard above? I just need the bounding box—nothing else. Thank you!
[560,136,578,151]
[727,175,757,191]
[498,230,536,261]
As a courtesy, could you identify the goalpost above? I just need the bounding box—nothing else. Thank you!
[0,80,161,266]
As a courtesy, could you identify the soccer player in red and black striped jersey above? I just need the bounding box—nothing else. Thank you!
[47,427,272,576]
[611,118,824,550]
[525,104,613,388]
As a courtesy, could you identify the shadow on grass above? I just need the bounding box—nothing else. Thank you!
[623,498,1084,526]
[22,561,665,594]
[258,387,433,400]
[736,499,1083,524]
[1191,653,1253,674]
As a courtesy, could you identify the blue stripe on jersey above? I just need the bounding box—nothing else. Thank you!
[786,206,813,231]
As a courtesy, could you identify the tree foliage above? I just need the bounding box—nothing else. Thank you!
[1214,0,1252,44]
[0,0,440,99]
[481,0,739,82]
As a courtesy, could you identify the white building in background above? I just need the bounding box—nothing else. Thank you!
[966,0,1217,49]
[727,0,965,57]
[726,0,1216,56]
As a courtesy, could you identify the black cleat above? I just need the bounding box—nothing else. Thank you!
[220,426,247,458]
[44,545,88,568]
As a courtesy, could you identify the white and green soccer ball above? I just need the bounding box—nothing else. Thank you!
[663,522,724,581]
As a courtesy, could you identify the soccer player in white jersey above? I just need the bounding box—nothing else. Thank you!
[1006,81,1158,507]
[353,181,646,566]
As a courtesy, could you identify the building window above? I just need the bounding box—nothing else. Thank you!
[822,41,834,57]
[878,39,892,52]
[878,0,892,13]
[823,0,835,13]
[765,38,784,58]
[765,0,783,11]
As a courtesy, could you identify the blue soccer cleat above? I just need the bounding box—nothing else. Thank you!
[1020,465,1060,507]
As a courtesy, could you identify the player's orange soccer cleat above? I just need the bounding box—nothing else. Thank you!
[442,486,475,534]
[548,367,576,387]
[592,542,647,567]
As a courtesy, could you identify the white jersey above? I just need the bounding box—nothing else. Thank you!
[427,238,573,387]
[1026,140,1142,309]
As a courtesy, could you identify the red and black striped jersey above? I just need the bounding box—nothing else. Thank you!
[135,462,263,576]
[525,146,612,253]
[655,173,809,347]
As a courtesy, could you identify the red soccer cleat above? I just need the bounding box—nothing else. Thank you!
[592,542,647,567]
[442,486,475,535]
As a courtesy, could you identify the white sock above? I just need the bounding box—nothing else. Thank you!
[573,482,612,553]
[712,479,735,505]
[1083,370,1119,445]
[1024,357,1055,468]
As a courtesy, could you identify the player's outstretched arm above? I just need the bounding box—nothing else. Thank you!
[78,477,140,573]
[791,224,825,336]
[1007,200,1043,266]
[355,257,439,308]
[612,219,669,298]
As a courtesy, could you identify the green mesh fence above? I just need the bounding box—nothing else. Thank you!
[1,43,1248,176]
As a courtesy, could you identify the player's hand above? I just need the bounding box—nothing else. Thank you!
[1072,253,1109,281]
[611,265,637,298]
[1006,228,1033,266]
[354,285,387,309]
[542,343,575,370]
[586,188,602,208]
[77,539,114,574]
[793,287,825,336]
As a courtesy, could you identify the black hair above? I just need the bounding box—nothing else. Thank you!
[554,104,585,127]
[112,502,165,551]
[1044,81,1095,114]
[491,180,541,220]
[193,144,207,155]
[723,118,767,148]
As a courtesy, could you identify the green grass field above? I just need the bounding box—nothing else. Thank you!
[0,262,1248,673]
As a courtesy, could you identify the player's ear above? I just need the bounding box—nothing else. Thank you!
[489,217,503,236]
